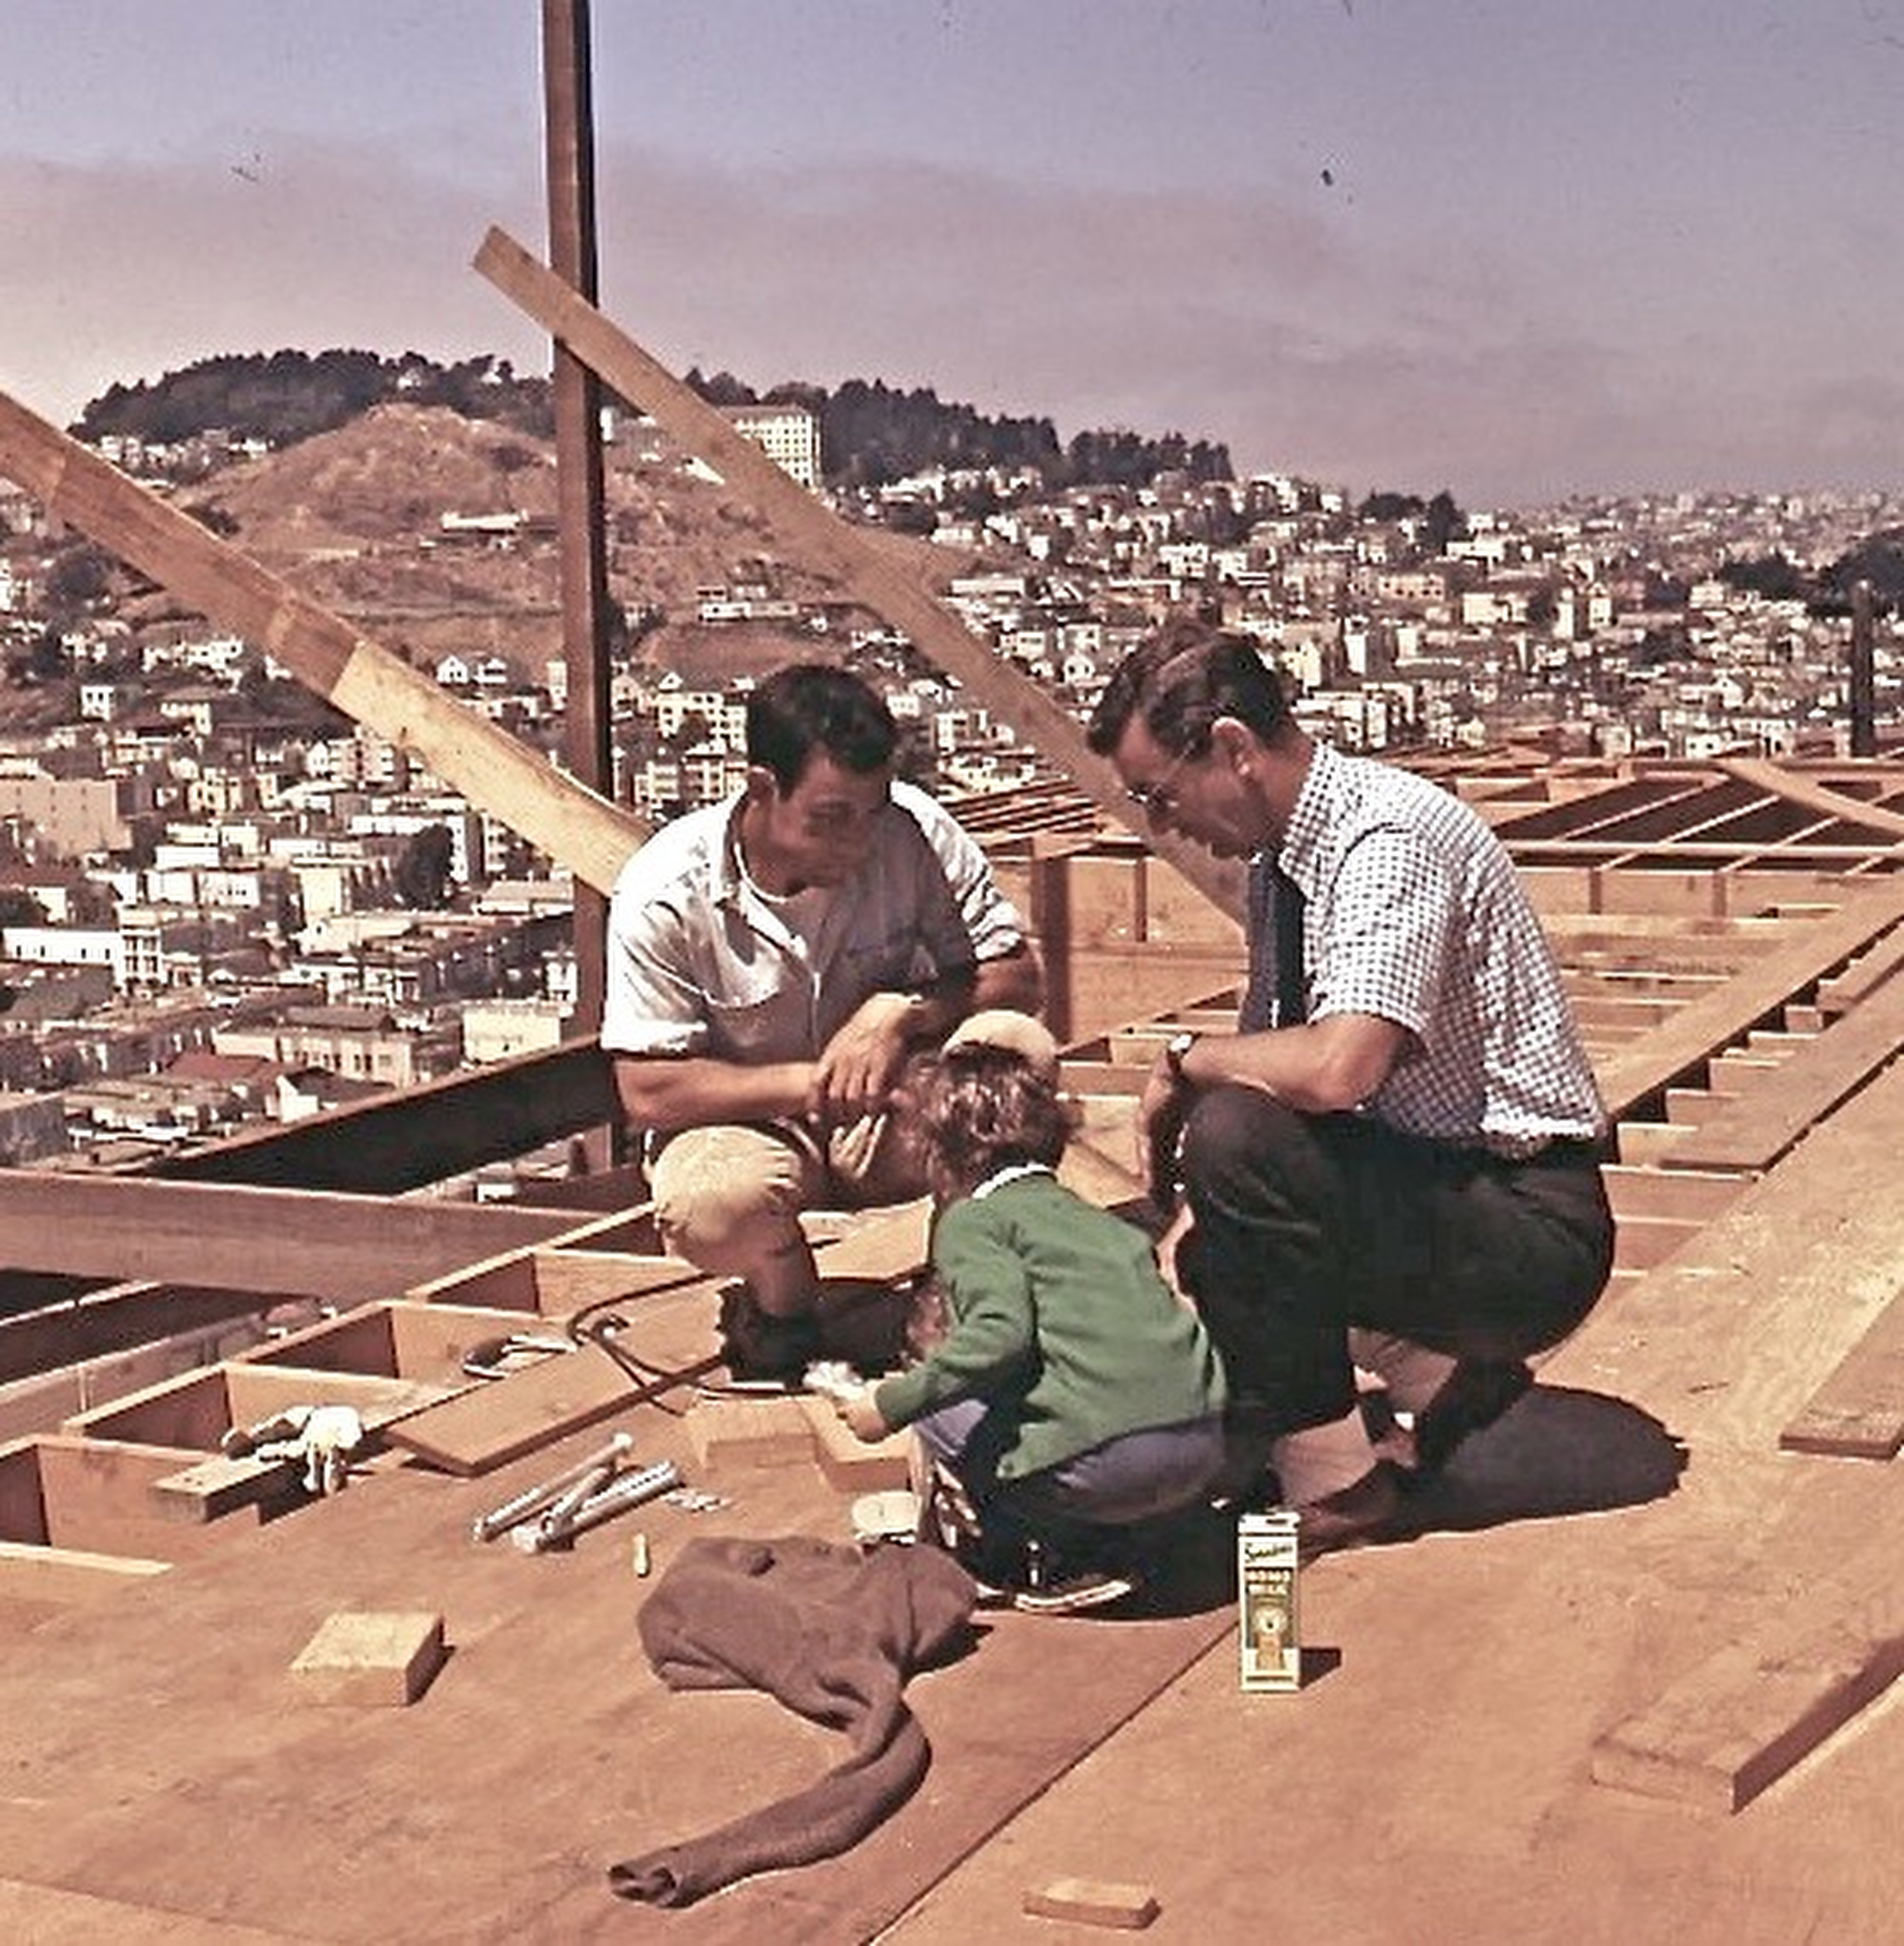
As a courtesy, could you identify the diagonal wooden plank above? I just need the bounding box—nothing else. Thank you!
[1714,757,1904,840]
[1658,966,1904,1173]
[1591,1534,1904,1812]
[472,224,1248,924]
[1780,1288,1904,1459]
[0,389,643,895]
[1595,878,1904,1120]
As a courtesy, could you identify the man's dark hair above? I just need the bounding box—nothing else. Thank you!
[1086,614,1291,760]
[746,663,899,793]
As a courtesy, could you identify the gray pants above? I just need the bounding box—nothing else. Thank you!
[914,1396,1226,1531]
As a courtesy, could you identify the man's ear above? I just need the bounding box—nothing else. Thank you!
[1209,716,1257,773]
[743,763,781,805]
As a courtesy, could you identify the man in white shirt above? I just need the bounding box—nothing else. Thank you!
[602,663,1041,1378]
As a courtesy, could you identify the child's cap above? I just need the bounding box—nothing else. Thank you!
[940,1009,1060,1081]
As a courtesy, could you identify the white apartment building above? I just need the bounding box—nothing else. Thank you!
[722,403,822,489]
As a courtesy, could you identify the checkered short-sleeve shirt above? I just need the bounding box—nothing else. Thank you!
[1258,741,1605,1155]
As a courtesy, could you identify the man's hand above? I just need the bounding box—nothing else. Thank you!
[813,992,919,1125]
[1137,1050,1187,1205]
[837,1390,890,1442]
[1154,1201,1198,1311]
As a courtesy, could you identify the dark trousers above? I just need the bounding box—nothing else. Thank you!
[1178,1087,1615,1436]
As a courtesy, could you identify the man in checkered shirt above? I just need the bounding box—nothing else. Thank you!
[1088,618,1613,1555]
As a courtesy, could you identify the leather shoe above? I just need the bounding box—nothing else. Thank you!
[1401,1359,1532,1485]
[1293,1463,1403,1560]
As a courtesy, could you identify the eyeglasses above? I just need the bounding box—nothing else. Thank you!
[1123,746,1195,815]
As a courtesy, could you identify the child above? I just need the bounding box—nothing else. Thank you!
[835,1011,1228,1607]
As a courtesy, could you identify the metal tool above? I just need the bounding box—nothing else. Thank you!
[509,1459,682,1554]
[471,1431,635,1542]
[460,1332,575,1381]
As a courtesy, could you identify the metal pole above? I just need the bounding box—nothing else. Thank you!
[1850,579,1877,759]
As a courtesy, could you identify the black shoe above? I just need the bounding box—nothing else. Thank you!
[1399,1360,1533,1486]
[716,1288,824,1386]
[1292,1464,1404,1560]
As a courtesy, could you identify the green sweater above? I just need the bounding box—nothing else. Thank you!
[874,1170,1228,1482]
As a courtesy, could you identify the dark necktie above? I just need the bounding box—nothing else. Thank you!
[1241,858,1307,1031]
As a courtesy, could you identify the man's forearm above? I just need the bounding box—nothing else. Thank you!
[612,1053,814,1133]
[895,944,1044,1046]
[970,943,1043,1018]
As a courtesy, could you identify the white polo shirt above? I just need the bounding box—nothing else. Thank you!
[601,780,1027,1064]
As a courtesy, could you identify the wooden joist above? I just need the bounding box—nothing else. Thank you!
[1658,968,1904,1175]
[1595,879,1904,1120]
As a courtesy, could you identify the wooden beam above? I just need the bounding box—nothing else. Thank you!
[0,1173,578,1304]
[143,1039,619,1191]
[1714,757,1904,840]
[471,224,1246,923]
[1591,1548,1904,1812]
[0,388,643,896]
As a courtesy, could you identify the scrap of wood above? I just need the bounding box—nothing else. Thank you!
[291,1610,446,1708]
[1661,970,1904,1175]
[799,1395,913,1491]
[1022,1877,1160,1930]
[1591,1599,1904,1813]
[684,1394,816,1472]
[1780,1288,1904,1459]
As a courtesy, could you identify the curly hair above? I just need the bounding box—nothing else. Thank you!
[911,1044,1076,1195]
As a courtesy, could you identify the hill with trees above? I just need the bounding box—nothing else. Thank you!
[73,350,1232,495]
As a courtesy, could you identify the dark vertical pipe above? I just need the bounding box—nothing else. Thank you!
[1849,579,1877,758]
[543,0,612,1037]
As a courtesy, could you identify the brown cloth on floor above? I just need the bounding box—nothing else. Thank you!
[608,1533,977,1908]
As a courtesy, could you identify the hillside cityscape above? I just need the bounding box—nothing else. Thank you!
[0,351,1899,1180]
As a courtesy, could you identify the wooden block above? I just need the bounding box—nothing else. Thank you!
[684,1394,816,1472]
[291,1610,446,1707]
[799,1395,913,1491]
[1591,1609,1904,1813]
[150,1450,307,1522]
[1023,1876,1160,1930]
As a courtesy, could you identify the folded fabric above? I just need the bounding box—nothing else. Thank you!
[608,1534,977,1907]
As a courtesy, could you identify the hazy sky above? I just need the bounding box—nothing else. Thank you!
[5,1,1902,508]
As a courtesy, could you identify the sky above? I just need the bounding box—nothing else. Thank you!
[4,0,1903,510]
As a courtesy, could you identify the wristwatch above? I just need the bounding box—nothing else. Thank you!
[1165,1031,1197,1085]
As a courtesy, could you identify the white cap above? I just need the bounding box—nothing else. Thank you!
[940,1008,1060,1079]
